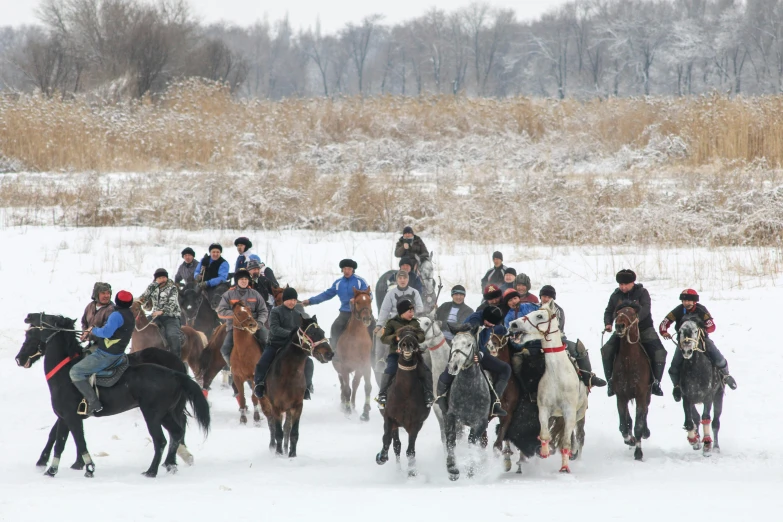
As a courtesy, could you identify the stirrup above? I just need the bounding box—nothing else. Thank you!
[375,394,387,408]
[77,399,88,416]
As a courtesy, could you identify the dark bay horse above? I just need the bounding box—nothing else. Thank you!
[227,301,264,425]
[259,316,333,457]
[16,313,210,478]
[197,323,229,395]
[129,301,208,379]
[677,316,725,455]
[613,302,651,461]
[179,282,220,337]
[375,328,431,477]
[334,288,374,420]
[485,333,520,470]
[36,347,190,470]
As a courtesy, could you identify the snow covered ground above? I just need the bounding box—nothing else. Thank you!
[0,226,780,521]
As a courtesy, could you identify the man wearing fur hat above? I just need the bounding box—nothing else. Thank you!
[394,226,429,260]
[80,282,115,348]
[138,268,183,357]
[302,259,373,349]
[660,289,737,399]
[254,287,315,400]
[234,237,254,272]
[194,243,230,310]
[481,251,507,289]
[476,283,503,313]
[601,269,667,397]
[175,247,198,286]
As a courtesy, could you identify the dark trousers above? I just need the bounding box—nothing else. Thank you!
[254,342,314,389]
[155,315,181,357]
[206,282,230,310]
[383,352,433,395]
[331,310,375,348]
[669,337,727,384]
[601,327,667,381]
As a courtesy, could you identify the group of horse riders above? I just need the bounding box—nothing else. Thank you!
[69,228,737,418]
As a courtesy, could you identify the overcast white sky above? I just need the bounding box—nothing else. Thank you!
[1,0,569,32]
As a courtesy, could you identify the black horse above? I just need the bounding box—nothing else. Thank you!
[15,313,210,478]
[676,315,725,455]
[36,347,188,471]
[179,282,220,338]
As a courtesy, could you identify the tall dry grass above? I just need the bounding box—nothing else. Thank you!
[5,80,783,171]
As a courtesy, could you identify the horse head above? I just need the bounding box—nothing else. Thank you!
[179,282,204,325]
[16,313,75,368]
[509,302,560,343]
[418,316,446,350]
[231,300,259,334]
[486,332,508,357]
[300,315,334,363]
[397,326,421,361]
[448,331,476,375]
[272,285,286,307]
[351,288,374,327]
[614,301,640,339]
[678,316,704,360]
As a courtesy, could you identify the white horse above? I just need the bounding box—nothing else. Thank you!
[417,315,449,442]
[417,255,439,315]
[508,300,588,474]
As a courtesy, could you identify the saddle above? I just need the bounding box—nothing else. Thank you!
[149,319,186,351]
[89,354,130,388]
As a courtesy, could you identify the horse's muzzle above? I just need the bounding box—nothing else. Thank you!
[681,347,694,360]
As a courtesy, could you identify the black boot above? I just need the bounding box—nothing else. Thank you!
[670,370,682,402]
[601,337,618,397]
[416,361,435,408]
[436,380,450,414]
[575,353,606,388]
[651,360,666,397]
[254,382,265,399]
[376,373,393,408]
[304,384,314,400]
[492,378,509,417]
[73,380,103,416]
[304,357,314,400]
[718,363,737,390]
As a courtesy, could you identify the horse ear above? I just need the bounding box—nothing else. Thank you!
[447,322,471,334]
[353,287,360,296]
[311,315,317,324]
[23,313,34,324]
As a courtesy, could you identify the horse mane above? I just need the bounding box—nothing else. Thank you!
[615,300,640,314]
[51,315,81,358]
[681,313,706,330]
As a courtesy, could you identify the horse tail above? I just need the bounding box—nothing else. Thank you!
[548,417,568,449]
[174,372,211,437]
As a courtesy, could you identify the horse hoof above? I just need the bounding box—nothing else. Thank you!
[71,462,85,470]
[166,464,178,474]
[141,471,157,478]
[253,413,261,423]
[634,449,643,461]
[559,466,570,473]
[84,471,94,478]
[44,467,58,477]
[448,470,459,481]
[360,412,370,422]
[376,452,388,465]
[624,437,636,447]
[408,469,417,478]
[691,442,702,451]
[569,451,579,461]
[35,459,48,468]
[503,458,512,473]
[288,452,297,459]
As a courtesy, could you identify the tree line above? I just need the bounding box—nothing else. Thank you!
[1,0,782,99]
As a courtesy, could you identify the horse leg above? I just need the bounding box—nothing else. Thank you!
[617,398,635,446]
[360,365,372,422]
[633,399,648,461]
[161,413,185,473]
[495,415,509,453]
[393,428,402,469]
[683,397,701,450]
[559,409,577,473]
[406,427,420,477]
[338,370,351,415]
[700,398,714,456]
[64,416,95,478]
[283,412,293,455]
[351,370,361,412]
[252,394,262,426]
[44,418,72,476]
[712,388,724,453]
[288,406,302,458]
[274,413,285,455]
[502,440,513,472]
[141,409,167,477]
[445,415,459,480]
[37,422,58,468]
[265,415,277,453]
[376,415,393,465]
[538,405,553,459]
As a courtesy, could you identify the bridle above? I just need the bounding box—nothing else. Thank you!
[449,331,477,370]
[351,295,374,325]
[486,333,507,356]
[521,309,560,342]
[294,322,330,355]
[232,306,258,333]
[19,314,82,368]
[421,318,447,351]
[678,322,706,353]
[397,332,420,370]
[133,302,158,332]
[615,308,640,344]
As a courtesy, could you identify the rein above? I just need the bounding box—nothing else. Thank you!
[232,309,258,332]
[25,323,82,380]
[679,326,706,353]
[615,310,641,345]
[133,304,158,332]
[522,310,559,341]
[293,323,329,355]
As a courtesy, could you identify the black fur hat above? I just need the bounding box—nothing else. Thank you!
[339,259,358,270]
[153,268,168,279]
[208,243,223,253]
[234,269,252,284]
[181,247,195,258]
[234,237,252,249]
[616,269,636,284]
[482,305,503,325]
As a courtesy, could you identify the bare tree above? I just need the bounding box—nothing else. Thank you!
[342,14,382,94]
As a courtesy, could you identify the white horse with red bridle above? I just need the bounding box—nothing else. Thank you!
[508,299,588,473]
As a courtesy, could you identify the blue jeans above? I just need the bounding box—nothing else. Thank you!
[69,349,124,382]
[384,353,400,375]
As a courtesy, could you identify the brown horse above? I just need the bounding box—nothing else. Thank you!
[129,301,208,380]
[612,302,652,461]
[259,316,334,457]
[226,300,264,425]
[486,332,520,471]
[375,328,431,477]
[197,323,229,396]
[333,288,374,420]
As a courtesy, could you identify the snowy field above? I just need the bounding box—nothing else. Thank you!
[0,226,781,521]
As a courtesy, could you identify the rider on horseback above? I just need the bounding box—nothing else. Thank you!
[436,285,474,342]
[376,299,434,408]
[138,269,183,357]
[302,259,373,350]
[476,284,503,313]
[437,306,512,417]
[217,269,269,369]
[71,290,135,416]
[394,226,429,260]
[388,257,423,294]
[80,282,114,348]
[538,285,607,388]
[660,289,738,400]
[500,267,517,291]
[248,254,280,288]
[377,270,423,331]
[481,251,507,289]
[194,243,230,310]
[254,287,315,400]
[502,289,538,326]
[175,247,198,285]
[234,237,254,272]
[247,259,275,309]
[601,269,668,397]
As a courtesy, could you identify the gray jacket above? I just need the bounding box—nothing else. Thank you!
[175,261,197,285]
[378,285,424,326]
[217,286,269,331]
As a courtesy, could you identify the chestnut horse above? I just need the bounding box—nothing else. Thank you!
[334,288,374,420]
[197,324,229,396]
[613,302,652,461]
[486,332,520,471]
[129,301,208,380]
[259,316,334,457]
[227,300,264,425]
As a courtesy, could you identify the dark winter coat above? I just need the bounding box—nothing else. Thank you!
[394,235,429,259]
[81,302,115,332]
[268,305,304,347]
[463,311,507,356]
[91,308,134,355]
[435,301,474,327]
[381,316,425,355]
[194,255,230,287]
[481,264,507,289]
[660,303,715,335]
[175,260,197,285]
[603,283,654,331]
